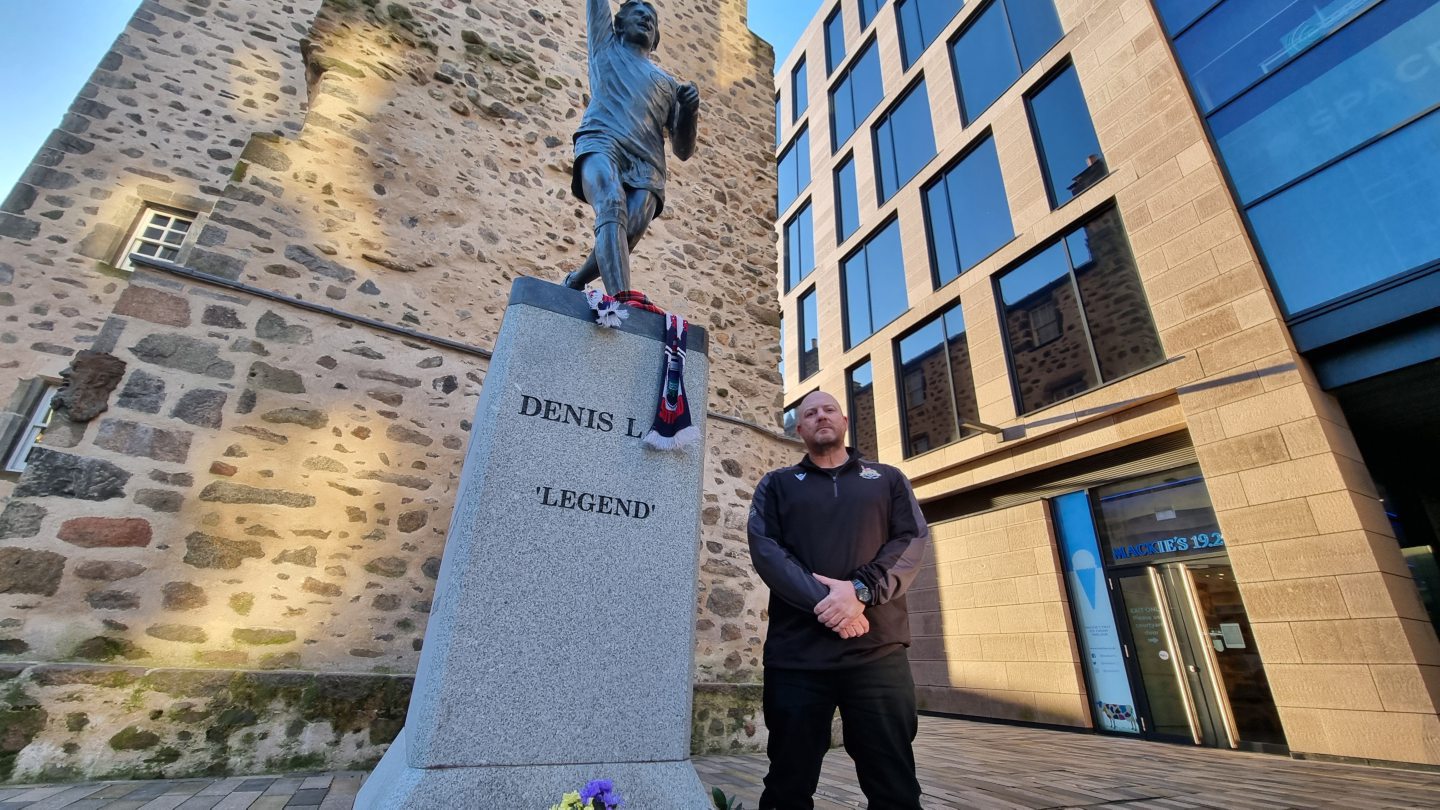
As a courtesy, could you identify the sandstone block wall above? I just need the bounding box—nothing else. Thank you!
[0,0,789,780]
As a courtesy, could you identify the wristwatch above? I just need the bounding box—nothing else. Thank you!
[851,578,872,605]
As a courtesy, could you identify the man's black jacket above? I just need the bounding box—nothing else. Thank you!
[747,448,930,669]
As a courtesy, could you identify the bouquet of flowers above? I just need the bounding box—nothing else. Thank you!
[551,779,625,810]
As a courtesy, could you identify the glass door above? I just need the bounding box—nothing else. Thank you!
[1178,562,1287,749]
[1112,567,1207,744]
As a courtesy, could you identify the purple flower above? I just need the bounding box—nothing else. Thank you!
[580,779,625,808]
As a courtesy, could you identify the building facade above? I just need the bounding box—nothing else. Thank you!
[775,0,1440,766]
[0,0,788,782]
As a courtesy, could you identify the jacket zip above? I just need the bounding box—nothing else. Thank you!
[829,471,839,498]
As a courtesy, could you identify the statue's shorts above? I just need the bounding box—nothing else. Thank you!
[572,132,667,225]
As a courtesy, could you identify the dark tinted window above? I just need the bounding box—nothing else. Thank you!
[799,287,820,380]
[1174,0,1376,112]
[835,154,862,242]
[785,203,815,291]
[874,80,937,202]
[1028,64,1106,207]
[998,208,1163,413]
[775,94,782,146]
[896,302,978,457]
[1210,0,1440,203]
[848,360,879,460]
[825,9,847,74]
[924,134,1013,286]
[831,40,885,150]
[898,0,963,68]
[1250,110,1440,315]
[843,218,909,348]
[792,57,809,120]
[860,0,888,30]
[951,0,1062,123]
[777,129,811,214]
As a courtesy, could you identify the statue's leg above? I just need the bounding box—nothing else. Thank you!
[577,155,629,297]
[624,188,660,251]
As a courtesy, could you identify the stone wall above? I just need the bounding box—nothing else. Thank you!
[0,0,789,779]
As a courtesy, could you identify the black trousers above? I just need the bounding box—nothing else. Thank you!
[759,648,922,810]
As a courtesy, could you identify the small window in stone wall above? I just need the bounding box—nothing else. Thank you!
[2,381,58,474]
[120,206,196,270]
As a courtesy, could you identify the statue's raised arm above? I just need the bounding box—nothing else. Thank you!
[564,1,703,299]
[586,0,614,53]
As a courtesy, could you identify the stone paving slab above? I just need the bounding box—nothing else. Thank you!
[0,718,1437,807]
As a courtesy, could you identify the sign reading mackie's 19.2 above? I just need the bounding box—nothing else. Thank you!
[518,394,646,438]
[1111,531,1225,562]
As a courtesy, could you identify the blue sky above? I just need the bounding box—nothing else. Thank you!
[0,1,821,197]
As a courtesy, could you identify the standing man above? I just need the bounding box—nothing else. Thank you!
[564,0,700,296]
[748,391,930,809]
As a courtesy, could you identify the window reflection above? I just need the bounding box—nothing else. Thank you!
[951,0,1063,123]
[896,302,978,457]
[924,134,1014,286]
[844,219,910,348]
[1250,110,1440,314]
[777,129,811,214]
[998,208,1162,413]
[792,58,809,121]
[1175,0,1379,112]
[859,0,889,31]
[848,360,879,460]
[1211,0,1440,203]
[874,80,938,202]
[835,155,861,242]
[799,288,820,380]
[784,203,815,291]
[898,0,963,68]
[825,9,847,74]
[1028,64,1107,207]
[831,40,885,150]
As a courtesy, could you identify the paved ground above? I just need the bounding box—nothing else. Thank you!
[1,716,1437,808]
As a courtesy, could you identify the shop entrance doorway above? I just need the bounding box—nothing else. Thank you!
[1111,561,1285,750]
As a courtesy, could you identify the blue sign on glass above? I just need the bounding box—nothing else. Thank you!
[1053,492,1140,734]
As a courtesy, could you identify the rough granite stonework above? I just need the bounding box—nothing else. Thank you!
[0,0,787,781]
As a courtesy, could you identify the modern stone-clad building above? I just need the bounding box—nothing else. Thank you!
[775,0,1440,766]
[0,0,790,781]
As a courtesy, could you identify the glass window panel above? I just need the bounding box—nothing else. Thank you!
[776,94,783,146]
[172,219,190,233]
[783,406,799,437]
[844,251,875,344]
[160,246,179,260]
[999,242,1098,413]
[951,2,1019,123]
[1067,209,1165,380]
[1029,64,1106,207]
[899,0,963,68]
[799,288,820,379]
[860,0,887,30]
[1005,0,1063,67]
[925,181,962,286]
[785,203,815,290]
[137,242,159,256]
[792,58,809,120]
[928,135,1013,285]
[777,129,810,213]
[848,361,879,460]
[1249,111,1440,314]
[835,155,861,241]
[898,316,957,454]
[876,80,936,201]
[844,219,909,347]
[143,227,165,240]
[1211,0,1440,203]
[943,304,979,431]
[1154,0,1222,33]
[163,230,186,245]
[778,316,785,380]
[149,214,171,228]
[826,9,847,73]
[831,41,883,149]
[1175,0,1378,112]
[866,220,909,330]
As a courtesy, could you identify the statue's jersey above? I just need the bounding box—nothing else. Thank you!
[574,0,679,204]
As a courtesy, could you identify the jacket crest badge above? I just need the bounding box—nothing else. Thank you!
[859,467,881,480]
[794,472,807,481]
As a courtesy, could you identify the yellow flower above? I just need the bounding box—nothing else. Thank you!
[561,791,584,810]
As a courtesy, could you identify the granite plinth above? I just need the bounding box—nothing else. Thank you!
[356,277,710,808]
